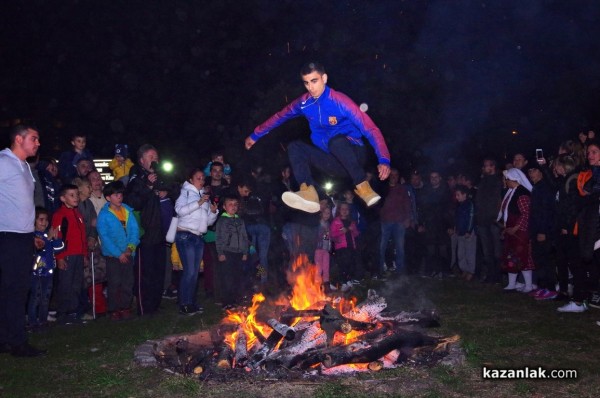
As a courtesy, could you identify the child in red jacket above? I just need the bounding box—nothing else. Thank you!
[52,184,88,324]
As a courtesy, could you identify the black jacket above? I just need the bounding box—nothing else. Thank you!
[124,164,163,245]
[529,178,556,238]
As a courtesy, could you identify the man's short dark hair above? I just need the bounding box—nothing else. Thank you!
[9,124,37,144]
[70,133,86,140]
[137,144,157,161]
[210,161,224,172]
[59,184,79,197]
[103,181,126,198]
[300,61,325,76]
[482,157,497,167]
[76,158,93,165]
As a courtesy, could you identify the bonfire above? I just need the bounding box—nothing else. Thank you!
[143,255,459,377]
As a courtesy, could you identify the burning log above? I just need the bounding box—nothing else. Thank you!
[217,345,233,369]
[267,318,296,340]
[251,324,267,344]
[321,329,438,368]
[343,290,387,323]
[279,309,322,321]
[377,309,440,328]
[247,328,286,369]
[234,329,248,367]
[320,304,374,344]
[368,360,383,371]
[263,321,327,369]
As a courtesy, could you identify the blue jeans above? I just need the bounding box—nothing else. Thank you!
[27,275,53,326]
[379,222,406,274]
[246,223,271,282]
[287,136,367,190]
[175,231,204,306]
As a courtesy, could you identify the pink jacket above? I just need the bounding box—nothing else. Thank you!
[330,217,359,250]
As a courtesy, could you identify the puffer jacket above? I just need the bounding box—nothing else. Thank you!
[175,181,218,235]
[97,203,140,258]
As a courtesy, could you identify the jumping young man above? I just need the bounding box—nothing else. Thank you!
[245,62,391,213]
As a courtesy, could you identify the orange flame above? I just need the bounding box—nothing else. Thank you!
[287,254,327,310]
[223,293,272,350]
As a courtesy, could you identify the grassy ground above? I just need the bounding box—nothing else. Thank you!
[1,276,598,398]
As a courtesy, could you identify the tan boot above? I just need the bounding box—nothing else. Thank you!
[354,181,381,207]
[282,183,320,213]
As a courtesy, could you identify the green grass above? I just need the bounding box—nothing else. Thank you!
[1,276,599,397]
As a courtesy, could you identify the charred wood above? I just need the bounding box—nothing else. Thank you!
[267,318,296,340]
[321,329,438,368]
[234,329,248,367]
[247,328,286,369]
[217,345,233,369]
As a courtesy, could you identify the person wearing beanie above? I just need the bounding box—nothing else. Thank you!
[109,144,134,185]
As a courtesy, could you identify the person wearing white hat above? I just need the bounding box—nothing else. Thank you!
[498,168,535,293]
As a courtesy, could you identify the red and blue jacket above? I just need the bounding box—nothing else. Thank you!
[250,85,391,166]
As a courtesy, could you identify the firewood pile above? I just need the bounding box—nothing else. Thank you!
[149,256,461,378]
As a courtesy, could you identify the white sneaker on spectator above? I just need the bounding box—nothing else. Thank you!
[557,301,587,313]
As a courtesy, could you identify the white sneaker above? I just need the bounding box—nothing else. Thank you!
[341,283,352,293]
[515,282,525,289]
[329,283,338,291]
[503,285,517,291]
[557,301,587,313]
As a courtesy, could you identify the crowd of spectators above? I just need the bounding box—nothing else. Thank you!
[3,124,600,357]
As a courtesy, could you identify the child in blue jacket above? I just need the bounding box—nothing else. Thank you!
[97,181,140,321]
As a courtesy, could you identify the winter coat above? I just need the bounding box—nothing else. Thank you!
[97,203,140,258]
[215,213,249,256]
[52,205,88,259]
[555,171,580,235]
[379,183,412,224]
[36,160,62,216]
[330,217,359,250]
[455,199,475,236]
[124,164,162,244]
[475,173,503,225]
[529,178,557,238]
[576,168,600,260]
[108,157,134,181]
[33,230,64,277]
[175,181,218,236]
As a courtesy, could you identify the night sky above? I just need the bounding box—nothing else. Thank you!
[2,0,600,176]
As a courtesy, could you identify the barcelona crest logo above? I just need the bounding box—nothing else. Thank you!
[328,116,338,126]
